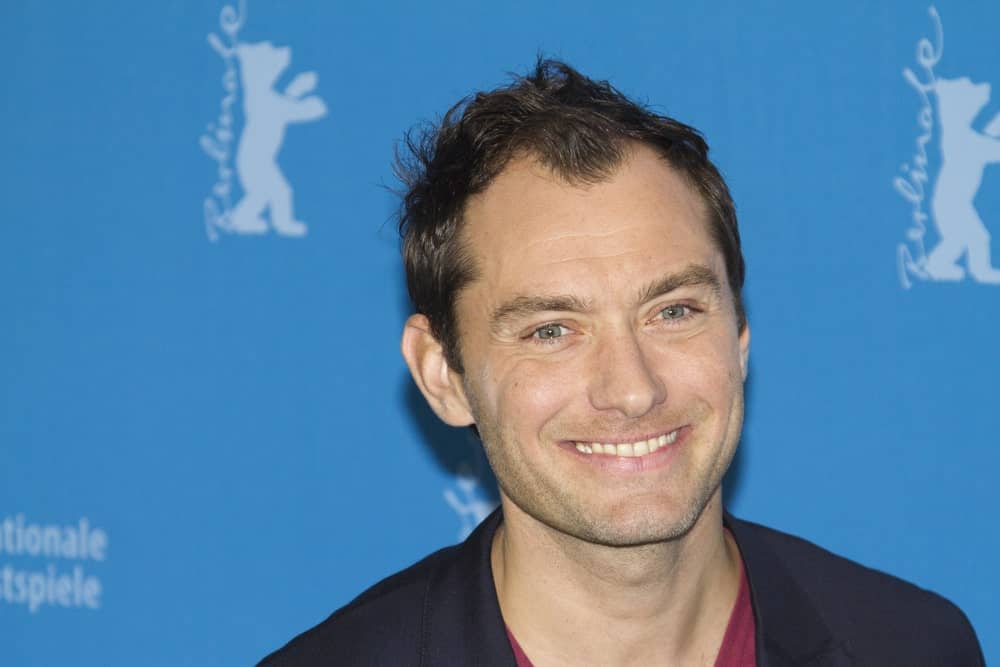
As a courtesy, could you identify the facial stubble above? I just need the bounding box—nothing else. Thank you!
[465,371,746,550]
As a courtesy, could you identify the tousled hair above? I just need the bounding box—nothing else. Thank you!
[398,59,745,373]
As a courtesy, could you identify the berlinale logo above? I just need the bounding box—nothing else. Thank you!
[200,0,328,242]
[895,6,1000,288]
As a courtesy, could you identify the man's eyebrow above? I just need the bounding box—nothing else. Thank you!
[490,295,593,331]
[637,264,722,303]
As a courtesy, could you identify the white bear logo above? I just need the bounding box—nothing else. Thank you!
[896,7,1000,286]
[926,77,1000,283]
[201,2,327,241]
[228,41,327,237]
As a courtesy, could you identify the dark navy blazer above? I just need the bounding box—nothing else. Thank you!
[260,510,984,666]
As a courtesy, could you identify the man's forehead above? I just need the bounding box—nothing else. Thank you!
[465,147,706,233]
[458,147,715,278]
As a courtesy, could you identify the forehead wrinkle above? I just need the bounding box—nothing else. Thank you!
[536,229,625,242]
[543,247,640,265]
[513,231,628,263]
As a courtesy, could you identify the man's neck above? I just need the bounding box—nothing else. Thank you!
[491,491,741,667]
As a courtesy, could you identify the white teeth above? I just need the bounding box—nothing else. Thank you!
[574,429,680,458]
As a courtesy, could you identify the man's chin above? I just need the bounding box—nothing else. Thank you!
[534,504,707,549]
[581,518,700,548]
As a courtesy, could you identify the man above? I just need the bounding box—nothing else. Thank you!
[261,60,984,666]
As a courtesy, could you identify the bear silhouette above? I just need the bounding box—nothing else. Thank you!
[228,41,327,237]
[927,76,1000,283]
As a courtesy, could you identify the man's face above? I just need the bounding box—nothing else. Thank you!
[450,146,749,547]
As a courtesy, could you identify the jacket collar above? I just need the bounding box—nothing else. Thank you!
[422,509,851,666]
[725,513,853,666]
[421,509,513,666]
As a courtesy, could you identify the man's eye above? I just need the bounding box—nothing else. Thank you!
[660,305,689,320]
[533,324,566,340]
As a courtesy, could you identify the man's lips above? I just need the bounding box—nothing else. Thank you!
[571,428,680,457]
[558,426,690,473]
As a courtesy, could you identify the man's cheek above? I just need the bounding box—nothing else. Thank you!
[490,355,561,399]
[669,335,740,378]
[508,361,578,422]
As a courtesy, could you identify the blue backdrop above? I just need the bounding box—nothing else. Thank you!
[2,2,997,664]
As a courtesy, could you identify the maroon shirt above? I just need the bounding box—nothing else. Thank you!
[713,560,756,666]
[505,558,756,666]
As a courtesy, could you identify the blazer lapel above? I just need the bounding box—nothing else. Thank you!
[726,515,854,667]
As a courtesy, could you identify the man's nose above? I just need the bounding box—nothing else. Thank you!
[587,330,667,418]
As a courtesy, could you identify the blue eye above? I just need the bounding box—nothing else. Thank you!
[660,305,689,320]
[534,324,566,340]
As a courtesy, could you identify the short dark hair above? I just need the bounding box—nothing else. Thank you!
[398,58,745,373]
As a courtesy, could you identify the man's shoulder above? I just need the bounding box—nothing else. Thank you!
[731,516,984,665]
[257,542,461,666]
[735,516,965,613]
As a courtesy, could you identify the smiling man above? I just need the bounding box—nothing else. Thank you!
[261,60,984,666]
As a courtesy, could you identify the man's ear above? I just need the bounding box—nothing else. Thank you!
[401,314,475,427]
[739,322,751,380]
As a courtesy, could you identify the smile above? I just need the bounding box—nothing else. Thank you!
[574,429,680,457]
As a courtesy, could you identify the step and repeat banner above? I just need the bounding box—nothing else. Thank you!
[2,2,997,664]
